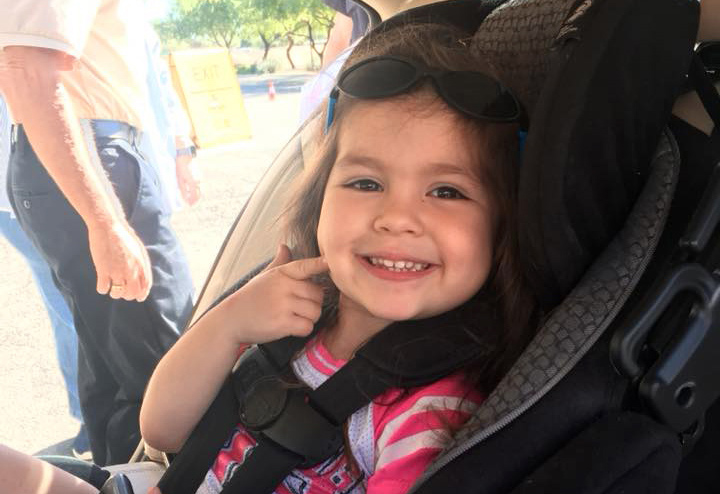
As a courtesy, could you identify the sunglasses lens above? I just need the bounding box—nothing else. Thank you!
[339,58,418,99]
[440,72,519,121]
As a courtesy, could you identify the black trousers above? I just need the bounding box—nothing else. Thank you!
[8,124,194,465]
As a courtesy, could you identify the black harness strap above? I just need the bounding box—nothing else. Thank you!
[157,378,241,494]
[220,358,388,494]
[156,336,307,494]
[158,295,496,494]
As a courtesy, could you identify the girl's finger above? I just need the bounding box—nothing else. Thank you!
[282,256,328,280]
[293,281,325,305]
[266,244,292,270]
[291,297,323,323]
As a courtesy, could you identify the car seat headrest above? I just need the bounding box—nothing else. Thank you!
[472,0,583,116]
[472,0,698,308]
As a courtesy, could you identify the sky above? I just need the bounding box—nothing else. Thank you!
[146,0,172,20]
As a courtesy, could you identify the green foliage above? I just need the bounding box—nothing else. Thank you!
[156,0,251,48]
[235,62,259,74]
[158,0,335,67]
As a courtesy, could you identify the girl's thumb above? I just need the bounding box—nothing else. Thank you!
[267,243,292,269]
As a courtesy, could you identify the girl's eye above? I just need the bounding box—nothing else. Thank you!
[345,179,382,192]
[430,186,467,200]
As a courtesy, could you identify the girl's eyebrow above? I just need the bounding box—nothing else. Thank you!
[334,153,384,169]
[336,154,475,178]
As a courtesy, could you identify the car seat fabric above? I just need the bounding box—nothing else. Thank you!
[508,411,682,494]
[412,130,680,494]
[406,0,700,490]
[474,0,698,309]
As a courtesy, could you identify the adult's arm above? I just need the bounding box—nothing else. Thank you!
[0,46,152,301]
[0,444,98,494]
[322,12,354,69]
[698,0,720,41]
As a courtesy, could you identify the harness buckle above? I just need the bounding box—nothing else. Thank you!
[234,346,344,468]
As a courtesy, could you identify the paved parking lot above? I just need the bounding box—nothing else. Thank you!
[0,84,308,456]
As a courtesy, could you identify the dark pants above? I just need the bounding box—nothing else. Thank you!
[8,124,194,466]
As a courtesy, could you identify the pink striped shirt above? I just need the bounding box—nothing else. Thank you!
[197,338,483,494]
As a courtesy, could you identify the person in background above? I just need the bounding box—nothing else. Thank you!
[299,0,370,121]
[139,21,201,210]
[322,0,369,69]
[0,20,198,463]
[0,95,90,460]
[0,0,194,465]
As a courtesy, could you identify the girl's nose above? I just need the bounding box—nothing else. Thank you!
[372,194,424,235]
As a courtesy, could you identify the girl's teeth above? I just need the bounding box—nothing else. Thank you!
[369,257,428,271]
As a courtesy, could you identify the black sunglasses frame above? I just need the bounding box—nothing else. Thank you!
[325,55,523,132]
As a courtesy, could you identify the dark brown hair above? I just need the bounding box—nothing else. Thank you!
[284,23,538,393]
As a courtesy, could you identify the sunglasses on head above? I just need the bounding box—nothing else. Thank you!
[325,55,523,133]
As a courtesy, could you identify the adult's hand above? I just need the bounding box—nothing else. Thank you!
[175,153,200,206]
[89,220,153,302]
[1,45,153,303]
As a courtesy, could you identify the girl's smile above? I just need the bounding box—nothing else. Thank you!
[316,95,495,335]
[357,252,437,280]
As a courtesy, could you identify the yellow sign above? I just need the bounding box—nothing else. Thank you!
[169,48,252,147]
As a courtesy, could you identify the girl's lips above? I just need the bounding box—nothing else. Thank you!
[357,254,436,281]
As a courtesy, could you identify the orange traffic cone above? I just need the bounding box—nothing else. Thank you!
[268,80,276,101]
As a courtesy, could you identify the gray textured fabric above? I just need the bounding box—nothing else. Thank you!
[472,0,588,113]
[417,130,680,483]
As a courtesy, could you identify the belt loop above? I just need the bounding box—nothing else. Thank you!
[10,124,18,150]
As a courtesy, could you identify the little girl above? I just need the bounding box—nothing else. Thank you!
[140,22,537,494]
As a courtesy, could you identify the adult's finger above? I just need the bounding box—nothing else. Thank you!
[108,279,128,300]
[281,256,328,281]
[136,263,151,302]
[122,270,142,301]
[97,272,112,295]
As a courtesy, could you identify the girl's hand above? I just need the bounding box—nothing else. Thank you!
[147,488,161,494]
[220,244,328,345]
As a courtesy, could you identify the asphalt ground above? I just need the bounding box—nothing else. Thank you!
[0,73,313,457]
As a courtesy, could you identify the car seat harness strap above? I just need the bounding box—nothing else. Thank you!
[157,297,495,494]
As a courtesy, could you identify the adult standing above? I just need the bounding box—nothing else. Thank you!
[300,1,370,122]
[139,21,201,211]
[322,0,369,67]
[0,95,89,459]
[0,0,194,466]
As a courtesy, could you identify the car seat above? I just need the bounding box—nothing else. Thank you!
[91,0,720,492]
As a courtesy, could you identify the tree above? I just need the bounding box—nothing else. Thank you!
[156,0,335,67]
[158,0,250,48]
[281,0,335,68]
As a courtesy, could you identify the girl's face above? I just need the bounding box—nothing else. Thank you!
[316,97,495,331]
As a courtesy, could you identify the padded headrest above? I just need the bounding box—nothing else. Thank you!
[472,0,699,307]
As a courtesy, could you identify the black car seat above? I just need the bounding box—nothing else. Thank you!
[411,0,720,492]
[97,0,720,492]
